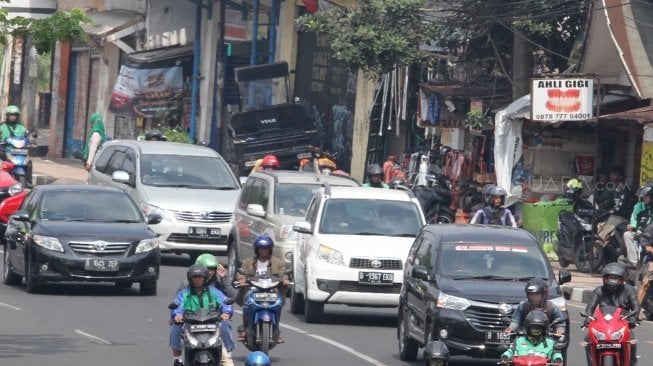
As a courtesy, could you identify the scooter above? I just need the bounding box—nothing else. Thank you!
[167,299,234,366]
[233,269,287,355]
[554,196,598,273]
[3,134,33,186]
[415,178,454,224]
[580,306,638,366]
[0,161,26,238]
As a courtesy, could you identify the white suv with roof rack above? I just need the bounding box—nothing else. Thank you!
[290,185,426,323]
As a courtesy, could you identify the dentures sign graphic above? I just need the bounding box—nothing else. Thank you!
[545,89,581,112]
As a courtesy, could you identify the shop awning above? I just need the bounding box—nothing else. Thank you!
[600,105,653,125]
[82,10,145,53]
[126,45,195,65]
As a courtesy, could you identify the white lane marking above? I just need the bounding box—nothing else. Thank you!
[566,302,585,309]
[75,330,112,345]
[233,310,389,366]
[0,300,21,310]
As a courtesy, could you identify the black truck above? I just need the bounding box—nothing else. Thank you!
[228,61,318,176]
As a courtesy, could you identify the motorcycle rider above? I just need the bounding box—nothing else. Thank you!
[0,105,31,184]
[596,166,633,248]
[245,351,271,366]
[637,227,653,306]
[170,264,234,366]
[504,278,565,337]
[584,262,640,365]
[469,185,517,227]
[144,129,167,141]
[621,183,653,268]
[236,234,289,343]
[363,163,389,188]
[500,310,563,366]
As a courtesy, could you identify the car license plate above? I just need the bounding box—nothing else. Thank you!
[596,343,621,349]
[84,259,119,272]
[358,271,393,284]
[253,292,278,301]
[485,331,512,345]
[188,227,221,238]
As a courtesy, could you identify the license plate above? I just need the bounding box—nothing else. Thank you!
[188,227,221,238]
[84,259,119,272]
[485,331,512,344]
[253,292,279,301]
[190,323,217,332]
[358,271,394,284]
[297,152,312,160]
[596,343,622,349]
[10,148,28,154]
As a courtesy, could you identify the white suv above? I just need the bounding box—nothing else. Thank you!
[291,185,425,323]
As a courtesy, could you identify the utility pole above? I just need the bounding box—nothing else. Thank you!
[512,32,531,100]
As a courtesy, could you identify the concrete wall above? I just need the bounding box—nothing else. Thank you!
[145,0,194,49]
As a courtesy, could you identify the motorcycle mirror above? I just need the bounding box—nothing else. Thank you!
[553,342,566,351]
[168,302,179,310]
[237,268,246,275]
[580,311,588,318]
[31,132,38,139]
[223,297,235,305]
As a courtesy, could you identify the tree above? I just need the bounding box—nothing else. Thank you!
[0,1,89,55]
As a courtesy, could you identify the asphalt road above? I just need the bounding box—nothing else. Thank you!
[2,252,653,366]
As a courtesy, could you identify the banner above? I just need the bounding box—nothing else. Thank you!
[531,78,594,121]
[641,142,653,185]
[109,65,184,118]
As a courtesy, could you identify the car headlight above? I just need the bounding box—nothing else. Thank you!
[136,238,159,254]
[549,296,567,312]
[317,245,344,265]
[8,182,22,196]
[436,292,471,311]
[141,203,169,221]
[33,235,64,252]
[280,224,298,241]
[611,326,626,341]
[592,328,606,341]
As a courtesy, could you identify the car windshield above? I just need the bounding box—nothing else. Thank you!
[39,190,143,222]
[274,184,322,216]
[438,242,551,280]
[319,199,422,236]
[140,154,239,189]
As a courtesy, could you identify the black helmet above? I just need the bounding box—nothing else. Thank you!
[144,130,167,141]
[525,277,549,308]
[366,163,383,176]
[486,185,507,207]
[481,184,495,205]
[423,340,450,366]
[602,262,626,292]
[389,177,407,189]
[524,310,549,344]
[636,183,653,198]
[187,264,209,283]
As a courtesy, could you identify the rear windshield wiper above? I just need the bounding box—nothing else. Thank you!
[451,275,519,281]
[353,232,384,236]
[391,233,416,237]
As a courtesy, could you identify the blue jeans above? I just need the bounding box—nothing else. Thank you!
[169,321,235,352]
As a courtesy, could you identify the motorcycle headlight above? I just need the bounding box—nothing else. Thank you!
[611,326,626,341]
[207,332,221,347]
[580,221,593,231]
[184,329,199,347]
[317,244,344,265]
[136,238,159,254]
[8,182,23,196]
[280,224,298,241]
[436,292,471,311]
[592,328,606,341]
[549,296,567,312]
[33,235,64,252]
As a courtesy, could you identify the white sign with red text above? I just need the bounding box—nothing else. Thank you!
[531,78,594,121]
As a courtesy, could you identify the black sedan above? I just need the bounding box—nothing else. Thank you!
[2,185,161,295]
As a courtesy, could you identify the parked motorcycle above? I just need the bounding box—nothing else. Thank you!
[457,179,484,213]
[415,175,454,224]
[2,134,33,186]
[555,195,599,273]
[233,269,288,354]
[167,299,234,366]
[580,306,638,366]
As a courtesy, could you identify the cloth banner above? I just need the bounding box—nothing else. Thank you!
[522,200,573,259]
[109,65,184,118]
[494,94,531,199]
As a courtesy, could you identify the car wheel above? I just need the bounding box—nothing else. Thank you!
[227,242,238,282]
[3,248,22,285]
[398,308,418,361]
[25,257,41,294]
[140,280,157,296]
[304,298,324,323]
[115,281,133,288]
[290,284,305,315]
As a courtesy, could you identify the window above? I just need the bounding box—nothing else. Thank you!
[305,196,320,226]
[106,150,127,176]
[121,148,136,176]
[139,154,239,188]
[239,179,257,210]
[250,179,268,207]
[94,146,119,173]
[318,199,423,236]
[21,190,39,218]
[414,235,434,272]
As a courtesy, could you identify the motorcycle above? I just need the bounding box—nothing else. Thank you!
[0,161,26,238]
[555,196,599,273]
[580,306,638,366]
[167,299,234,366]
[499,319,567,366]
[456,179,484,213]
[233,269,288,354]
[2,134,34,186]
[414,174,454,224]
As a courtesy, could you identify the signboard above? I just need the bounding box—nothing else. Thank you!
[531,78,594,121]
[109,65,184,118]
[641,141,653,185]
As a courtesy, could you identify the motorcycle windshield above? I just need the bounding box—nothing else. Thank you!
[6,137,26,148]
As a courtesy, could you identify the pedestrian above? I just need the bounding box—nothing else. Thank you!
[383,155,397,183]
[82,112,106,172]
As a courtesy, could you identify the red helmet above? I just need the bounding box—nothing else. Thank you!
[262,155,279,170]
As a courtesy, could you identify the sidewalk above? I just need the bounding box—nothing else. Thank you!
[550,260,602,304]
[32,156,88,185]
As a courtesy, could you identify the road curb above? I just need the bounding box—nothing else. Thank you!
[561,285,594,304]
[32,174,57,186]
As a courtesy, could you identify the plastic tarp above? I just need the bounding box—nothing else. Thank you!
[494,94,531,200]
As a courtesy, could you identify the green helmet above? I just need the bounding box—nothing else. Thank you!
[195,253,219,269]
[5,105,20,115]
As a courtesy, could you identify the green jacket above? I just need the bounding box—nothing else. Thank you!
[0,122,27,141]
[629,201,653,229]
[501,336,563,362]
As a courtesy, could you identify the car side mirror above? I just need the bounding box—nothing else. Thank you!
[112,170,131,185]
[293,221,312,234]
[147,214,162,225]
[558,269,572,285]
[11,210,30,222]
[239,176,248,186]
[411,265,430,281]
[246,204,266,218]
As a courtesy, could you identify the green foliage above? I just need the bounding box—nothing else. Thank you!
[163,127,191,143]
[464,109,491,130]
[37,52,51,92]
[296,0,438,79]
[0,5,89,55]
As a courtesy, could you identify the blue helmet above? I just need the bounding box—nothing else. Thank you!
[254,234,274,255]
[245,351,271,366]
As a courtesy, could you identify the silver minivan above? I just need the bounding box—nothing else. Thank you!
[88,141,241,260]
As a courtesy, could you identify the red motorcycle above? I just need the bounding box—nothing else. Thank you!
[581,306,638,366]
[0,161,27,237]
